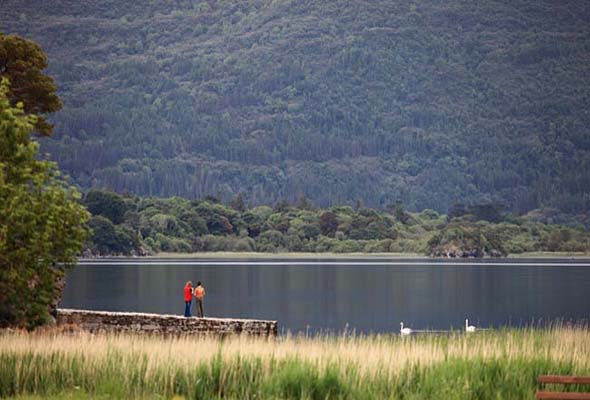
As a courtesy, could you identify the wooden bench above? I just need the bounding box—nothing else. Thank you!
[536,375,590,399]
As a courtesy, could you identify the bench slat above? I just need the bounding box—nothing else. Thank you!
[536,391,590,400]
[539,376,590,385]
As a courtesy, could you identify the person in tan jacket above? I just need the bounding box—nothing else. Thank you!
[194,281,206,317]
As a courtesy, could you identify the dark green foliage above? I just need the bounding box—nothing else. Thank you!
[319,211,338,237]
[389,201,411,225]
[195,202,236,235]
[427,222,508,257]
[0,79,88,329]
[540,228,588,252]
[230,192,246,212]
[83,189,590,256]
[88,216,118,254]
[83,189,128,224]
[2,2,590,212]
[181,210,208,236]
[257,230,287,252]
[448,203,469,220]
[0,34,62,135]
[87,216,139,255]
[449,202,507,223]
[114,224,141,254]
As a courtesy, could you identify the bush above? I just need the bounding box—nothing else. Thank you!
[363,239,395,253]
[284,233,305,251]
[232,237,255,252]
[331,240,363,253]
[256,230,286,252]
[427,223,507,257]
[149,213,179,235]
[84,190,128,224]
[194,235,228,252]
[88,216,138,255]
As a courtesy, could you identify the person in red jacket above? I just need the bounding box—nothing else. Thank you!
[183,281,193,317]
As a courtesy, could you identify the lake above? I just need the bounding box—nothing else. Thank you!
[61,258,590,334]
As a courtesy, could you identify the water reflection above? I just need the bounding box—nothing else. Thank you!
[61,260,590,334]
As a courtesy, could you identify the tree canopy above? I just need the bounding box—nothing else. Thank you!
[2,2,590,212]
[0,78,88,329]
[0,34,62,135]
[81,189,590,257]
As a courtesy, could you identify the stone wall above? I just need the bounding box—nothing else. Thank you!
[57,309,277,337]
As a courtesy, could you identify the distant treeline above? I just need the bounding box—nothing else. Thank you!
[83,190,590,257]
[2,1,590,213]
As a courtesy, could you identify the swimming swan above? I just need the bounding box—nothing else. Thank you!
[400,322,412,336]
[465,319,476,333]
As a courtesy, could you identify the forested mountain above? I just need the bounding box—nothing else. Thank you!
[2,0,590,213]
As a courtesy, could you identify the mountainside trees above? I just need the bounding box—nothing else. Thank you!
[2,2,590,212]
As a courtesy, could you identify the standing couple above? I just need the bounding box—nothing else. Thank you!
[183,281,206,318]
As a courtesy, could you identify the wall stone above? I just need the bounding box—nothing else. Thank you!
[57,309,277,337]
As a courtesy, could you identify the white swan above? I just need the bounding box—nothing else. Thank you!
[400,322,412,336]
[465,319,476,333]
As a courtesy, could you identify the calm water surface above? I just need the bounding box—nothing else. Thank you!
[61,258,590,334]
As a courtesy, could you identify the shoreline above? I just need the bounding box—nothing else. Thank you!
[80,251,590,260]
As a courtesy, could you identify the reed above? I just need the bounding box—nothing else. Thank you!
[1,327,589,399]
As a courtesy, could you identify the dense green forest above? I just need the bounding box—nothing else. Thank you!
[2,1,590,214]
[82,189,590,256]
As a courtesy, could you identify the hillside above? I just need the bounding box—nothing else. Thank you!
[2,0,590,213]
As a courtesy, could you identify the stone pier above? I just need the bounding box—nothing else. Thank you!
[56,309,277,337]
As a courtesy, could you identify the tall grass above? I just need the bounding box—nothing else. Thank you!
[1,327,589,399]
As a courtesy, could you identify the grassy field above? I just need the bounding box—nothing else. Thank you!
[1,327,589,399]
[508,252,590,258]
